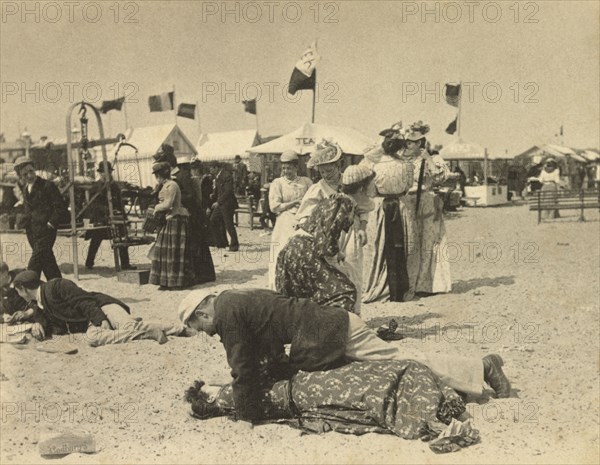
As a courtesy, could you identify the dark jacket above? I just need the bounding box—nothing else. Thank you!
[34,278,130,335]
[21,177,67,233]
[173,168,196,213]
[0,269,29,315]
[213,289,349,422]
[212,169,239,211]
[86,180,125,225]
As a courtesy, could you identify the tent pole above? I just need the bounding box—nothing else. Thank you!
[457,80,462,138]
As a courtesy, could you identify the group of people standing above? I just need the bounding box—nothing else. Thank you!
[267,120,455,316]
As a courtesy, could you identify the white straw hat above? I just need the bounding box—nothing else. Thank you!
[178,290,214,325]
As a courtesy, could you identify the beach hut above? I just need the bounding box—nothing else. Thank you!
[247,122,373,181]
[441,139,509,206]
[111,124,197,188]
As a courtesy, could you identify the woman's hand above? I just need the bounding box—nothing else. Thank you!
[357,229,368,247]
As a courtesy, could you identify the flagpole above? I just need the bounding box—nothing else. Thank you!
[255,100,260,137]
[173,84,177,125]
[123,98,129,131]
[196,100,201,140]
[457,80,462,138]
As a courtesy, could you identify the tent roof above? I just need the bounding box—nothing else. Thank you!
[439,139,486,160]
[195,129,257,161]
[113,124,197,161]
[515,144,587,162]
[581,149,600,161]
[247,122,373,156]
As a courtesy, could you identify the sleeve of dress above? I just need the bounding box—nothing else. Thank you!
[154,182,176,213]
[295,185,322,224]
[268,180,285,214]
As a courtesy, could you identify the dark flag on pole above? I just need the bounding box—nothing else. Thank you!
[177,103,196,119]
[242,99,256,115]
[148,91,175,112]
[445,117,458,135]
[288,41,320,95]
[560,125,563,136]
[444,83,461,107]
[100,96,125,114]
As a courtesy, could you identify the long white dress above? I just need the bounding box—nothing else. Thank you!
[405,152,452,295]
[267,175,312,290]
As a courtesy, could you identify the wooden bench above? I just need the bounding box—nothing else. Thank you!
[234,196,262,230]
[528,188,600,223]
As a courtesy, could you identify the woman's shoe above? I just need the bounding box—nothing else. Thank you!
[483,354,511,398]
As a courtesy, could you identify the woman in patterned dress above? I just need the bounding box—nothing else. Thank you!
[266,151,312,290]
[275,194,358,312]
[184,359,479,451]
[148,162,194,290]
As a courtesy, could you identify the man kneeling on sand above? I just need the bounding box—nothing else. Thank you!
[178,288,512,424]
[13,271,187,346]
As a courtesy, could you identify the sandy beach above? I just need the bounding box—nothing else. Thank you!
[1,202,598,464]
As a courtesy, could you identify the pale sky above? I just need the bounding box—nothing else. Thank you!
[1,0,598,155]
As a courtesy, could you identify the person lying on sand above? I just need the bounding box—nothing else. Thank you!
[184,359,480,453]
[178,288,511,424]
[0,261,36,324]
[13,271,188,346]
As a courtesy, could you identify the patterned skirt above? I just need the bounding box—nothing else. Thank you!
[149,216,193,288]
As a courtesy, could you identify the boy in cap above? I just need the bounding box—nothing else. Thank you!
[0,261,36,323]
[178,288,511,424]
[13,156,66,280]
[12,271,184,345]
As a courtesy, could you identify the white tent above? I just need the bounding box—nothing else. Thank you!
[110,124,197,187]
[515,144,587,163]
[195,129,258,162]
[247,122,373,156]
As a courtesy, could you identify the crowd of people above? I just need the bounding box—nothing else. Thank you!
[1,120,514,450]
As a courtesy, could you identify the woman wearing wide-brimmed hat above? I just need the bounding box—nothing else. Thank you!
[360,123,415,303]
[266,150,312,290]
[148,161,194,290]
[403,121,452,297]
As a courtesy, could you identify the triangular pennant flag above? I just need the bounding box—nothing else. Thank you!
[444,84,461,107]
[288,41,320,95]
[243,99,256,115]
[100,96,125,114]
[445,117,458,135]
[177,103,196,119]
[148,91,175,112]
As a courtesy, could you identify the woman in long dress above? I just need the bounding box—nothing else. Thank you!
[148,162,194,290]
[267,151,312,290]
[536,157,563,219]
[360,123,415,303]
[339,165,375,315]
[403,122,453,296]
[276,194,358,312]
[185,360,483,453]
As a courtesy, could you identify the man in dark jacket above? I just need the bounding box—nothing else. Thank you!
[209,163,239,251]
[179,289,513,423]
[12,271,182,346]
[14,157,66,280]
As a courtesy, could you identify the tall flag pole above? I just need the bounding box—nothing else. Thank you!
[172,84,177,125]
[457,81,462,137]
[288,40,320,124]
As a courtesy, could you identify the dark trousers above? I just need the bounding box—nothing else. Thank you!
[214,204,239,248]
[85,231,130,268]
[382,199,409,302]
[26,227,62,280]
